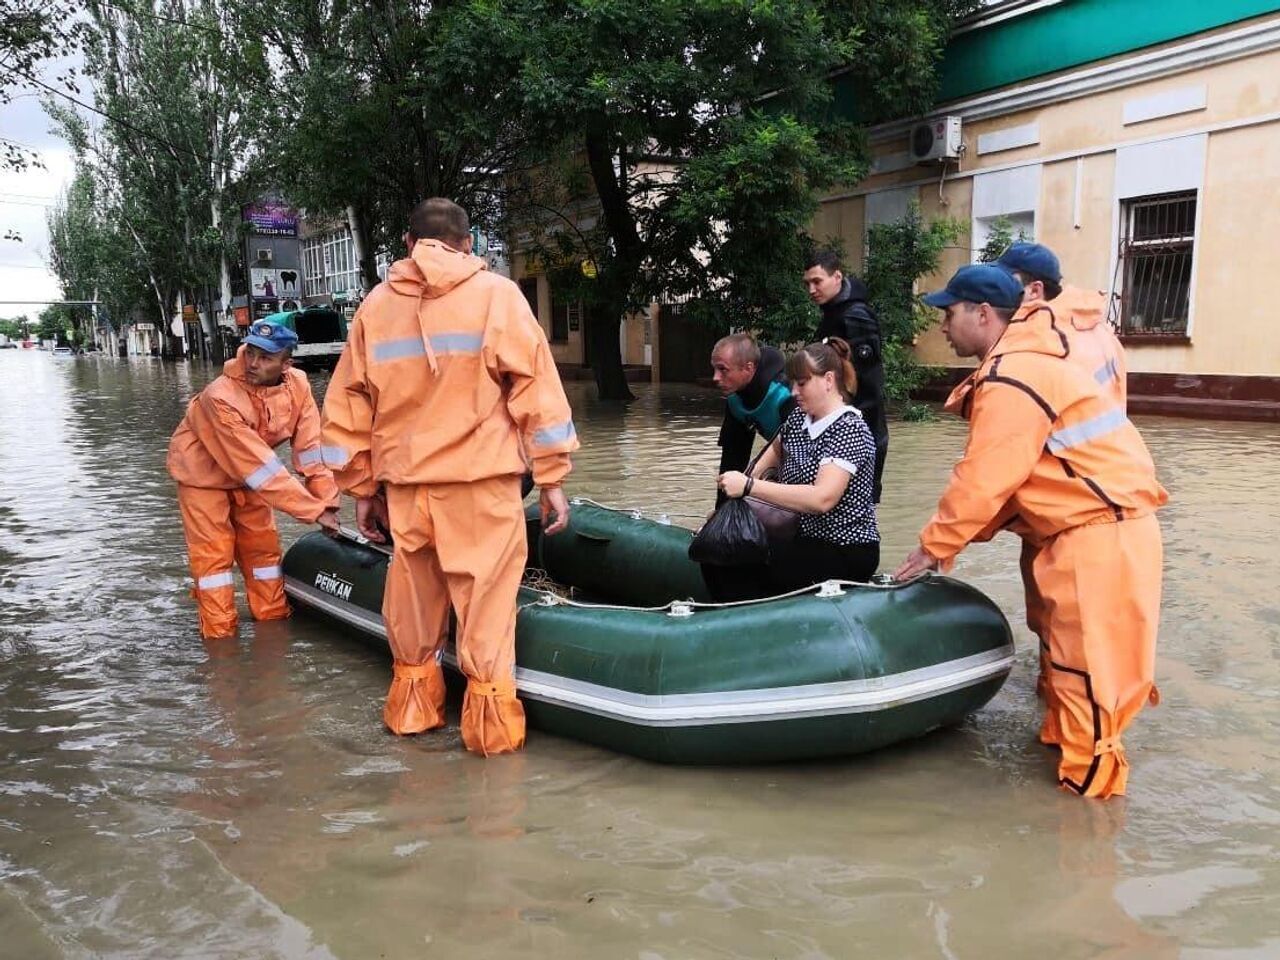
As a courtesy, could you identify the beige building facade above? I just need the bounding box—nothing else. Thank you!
[818,4,1280,418]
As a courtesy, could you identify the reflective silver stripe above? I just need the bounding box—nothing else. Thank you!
[372,337,427,363]
[296,448,323,467]
[320,445,350,468]
[245,456,285,490]
[252,565,282,581]
[198,571,234,590]
[533,420,576,447]
[1045,408,1129,454]
[1094,358,1120,385]
[429,332,483,355]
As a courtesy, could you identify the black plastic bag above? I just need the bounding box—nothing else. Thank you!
[688,497,770,566]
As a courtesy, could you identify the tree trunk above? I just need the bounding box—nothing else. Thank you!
[348,204,379,292]
[175,288,189,360]
[583,125,641,403]
[587,302,634,402]
[213,198,234,356]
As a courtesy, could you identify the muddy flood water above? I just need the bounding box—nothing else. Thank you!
[2,350,1278,959]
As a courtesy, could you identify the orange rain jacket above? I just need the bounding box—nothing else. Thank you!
[320,239,578,493]
[919,315,1166,566]
[1016,285,1127,409]
[167,349,339,521]
[971,286,1129,546]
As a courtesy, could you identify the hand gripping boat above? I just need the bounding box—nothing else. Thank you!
[283,501,1015,764]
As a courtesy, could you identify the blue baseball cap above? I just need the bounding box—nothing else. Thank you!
[244,317,299,354]
[922,264,1025,310]
[997,242,1062,284]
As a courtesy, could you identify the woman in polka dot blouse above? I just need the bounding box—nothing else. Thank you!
[707,337,880,601]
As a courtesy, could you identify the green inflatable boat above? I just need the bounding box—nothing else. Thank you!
[282,500,1014,764]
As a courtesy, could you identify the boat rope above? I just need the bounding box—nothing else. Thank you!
[567,496,706,524]
[518,573,927,616]
[520,567,574,600]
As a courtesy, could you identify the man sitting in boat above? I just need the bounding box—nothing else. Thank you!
[167,319,340,639]
[710,333,794,506]
[895,264,1167,799]
[706,337,880,600]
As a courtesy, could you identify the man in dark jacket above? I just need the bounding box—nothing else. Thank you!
[710,333,795,506]
[804,249,888,501]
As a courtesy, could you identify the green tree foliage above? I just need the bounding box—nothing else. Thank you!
[40,0,976,384]
[45,2,261,354]
[0,316,28,339]
[671,113,864,345]
[863,202,962,418]
[227,0,527,290]
[45,163,152,344]
[1,0,84,173]
[37,304,70,342]
[484,0,974,399]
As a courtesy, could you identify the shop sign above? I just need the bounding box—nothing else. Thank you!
[251,268,281,298]
[243,202,299,237]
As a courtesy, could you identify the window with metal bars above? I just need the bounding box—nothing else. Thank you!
[1118,191,1196,337]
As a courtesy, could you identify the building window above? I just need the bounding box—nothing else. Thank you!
[549,290,576,343]
[1119,191,1196,337]
[302,238,326,298]
[973,212,1034,262]
[301,229,361,300]
[518,278,539,323]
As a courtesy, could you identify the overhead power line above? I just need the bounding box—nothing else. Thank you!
[97,0,226,37]
[0,66,214,164]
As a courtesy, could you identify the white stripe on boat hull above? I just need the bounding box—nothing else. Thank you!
[285,577,1015,728]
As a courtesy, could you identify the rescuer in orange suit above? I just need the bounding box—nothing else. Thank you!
[320,197,578,757]
[167,319,340,639]
[995,242,1130,744]
[894,264,1167,799]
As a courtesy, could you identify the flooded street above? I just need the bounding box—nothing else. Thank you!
[2,350,1279,959]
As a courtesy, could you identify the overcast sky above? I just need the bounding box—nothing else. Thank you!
[1,55,83,321]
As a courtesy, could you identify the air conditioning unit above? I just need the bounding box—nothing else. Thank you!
[909,116,963,163]
[254,247,273,264]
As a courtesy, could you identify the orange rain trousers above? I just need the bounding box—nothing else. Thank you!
[1033,513,1162,799]
[381,476,527,756]
[177,484,289,639]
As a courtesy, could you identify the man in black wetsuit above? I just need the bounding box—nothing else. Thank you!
[710,333,795,506]
[803,249,888,501]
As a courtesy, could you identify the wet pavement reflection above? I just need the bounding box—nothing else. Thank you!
[2,350,1278,958]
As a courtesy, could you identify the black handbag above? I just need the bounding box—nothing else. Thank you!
[743,439,801,542]
[744,493,800,542]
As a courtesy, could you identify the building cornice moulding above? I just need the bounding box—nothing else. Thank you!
[951,0,1068,36]
[870,16,1280,143]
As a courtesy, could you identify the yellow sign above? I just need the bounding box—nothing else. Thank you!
[580,260,597,279]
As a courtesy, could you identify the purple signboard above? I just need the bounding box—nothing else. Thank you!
[243,201,298,237]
